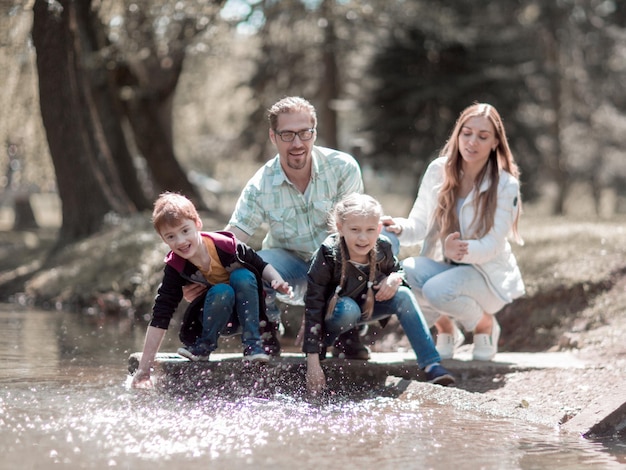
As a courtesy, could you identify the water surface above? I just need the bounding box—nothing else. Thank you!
[1,307,624,469]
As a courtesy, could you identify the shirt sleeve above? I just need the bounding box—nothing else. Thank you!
[302,245,335,354]
[228,178,265,237]
[149,264,185,330]
[396,157,444,245]
[337,154,364,197]
[463,176,521,265]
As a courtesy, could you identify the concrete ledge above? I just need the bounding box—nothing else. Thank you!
[561,392,626,439]
[128,350,625,439]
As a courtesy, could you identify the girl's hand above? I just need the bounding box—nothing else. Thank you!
[374,273,402,301]
[306,355,326,395]
[271,279,293,298]
[131,369,153,390]
[444,232,468,262]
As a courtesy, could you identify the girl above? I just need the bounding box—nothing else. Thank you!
[384,103,525,361]
[303,193,455,395]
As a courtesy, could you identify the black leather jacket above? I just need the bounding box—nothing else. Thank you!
[302,233,404,354]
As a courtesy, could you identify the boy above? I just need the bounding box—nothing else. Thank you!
[131,192,292,389]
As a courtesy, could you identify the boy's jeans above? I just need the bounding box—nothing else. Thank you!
[324,286,441,369]
[199,268,263,351]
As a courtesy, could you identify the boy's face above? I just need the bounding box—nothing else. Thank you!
[159,219,202,260]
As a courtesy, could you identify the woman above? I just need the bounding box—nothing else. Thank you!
[384,103,525,361]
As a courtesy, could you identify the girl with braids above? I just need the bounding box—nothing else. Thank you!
[384,103,525,362]
[303,193,455,395]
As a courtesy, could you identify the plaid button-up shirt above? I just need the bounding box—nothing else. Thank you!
[228,146,364,262]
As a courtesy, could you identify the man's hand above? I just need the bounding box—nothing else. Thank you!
[182,282,208,303]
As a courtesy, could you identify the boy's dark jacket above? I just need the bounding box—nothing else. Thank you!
[302,233,404,354]
[149,231,269,346]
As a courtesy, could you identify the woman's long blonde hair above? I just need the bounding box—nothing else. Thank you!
[326,193,382,320]
[433,103,522,243]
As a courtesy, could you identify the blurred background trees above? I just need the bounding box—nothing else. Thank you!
[2,0,626,246]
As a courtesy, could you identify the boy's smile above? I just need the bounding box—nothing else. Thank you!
[160,220,203,261]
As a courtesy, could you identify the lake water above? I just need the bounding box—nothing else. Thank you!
[1,306,624,469]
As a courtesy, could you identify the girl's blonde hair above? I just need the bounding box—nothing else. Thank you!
[326,193,382,321]
[432,103,523,244]
[152,192,201,233]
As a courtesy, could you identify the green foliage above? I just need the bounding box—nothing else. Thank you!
[362,1,542,181]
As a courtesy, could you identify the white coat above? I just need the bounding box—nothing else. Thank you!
[396,156,525,304]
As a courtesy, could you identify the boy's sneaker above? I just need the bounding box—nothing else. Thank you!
[261,321,281,357]
[425,364,456,386]
[243,345,270,363]
[436,323,465,359]
[472,318,501,361]
[177,343,211,362]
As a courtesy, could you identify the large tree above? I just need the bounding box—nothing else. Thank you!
[31,0,224,245]
[32,0,135,242]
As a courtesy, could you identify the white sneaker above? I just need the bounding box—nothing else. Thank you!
[472,318,501,361]
[435,323,465,359]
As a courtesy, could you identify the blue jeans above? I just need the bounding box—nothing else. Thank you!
[402,256,506,331]
[257,248,310,322]
[381,227,400,256]
[324,286,441,369]
[198,268,263,351]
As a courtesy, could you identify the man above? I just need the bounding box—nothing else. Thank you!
[223,96,368,358]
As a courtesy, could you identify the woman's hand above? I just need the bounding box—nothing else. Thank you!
[444,232,468,262]
[381,215,402,234]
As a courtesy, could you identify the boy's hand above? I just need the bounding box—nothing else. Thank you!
[271,279,293,298]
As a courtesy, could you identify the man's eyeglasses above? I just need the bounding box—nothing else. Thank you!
[274,128,316,142]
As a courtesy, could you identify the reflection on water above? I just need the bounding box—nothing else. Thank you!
[0,307,624,469]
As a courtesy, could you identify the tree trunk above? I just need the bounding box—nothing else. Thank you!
[113,10,208,211]
[75,2,152,212]
[13,193,38,230]
[317,0,340,150]
[542,7,569,215]
[32,0,133,244]
[123,89,206,210]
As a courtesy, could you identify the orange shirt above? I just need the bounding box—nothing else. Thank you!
[198,237,229,285]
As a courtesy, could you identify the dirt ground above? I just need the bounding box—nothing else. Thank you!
[0,213,625,435]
